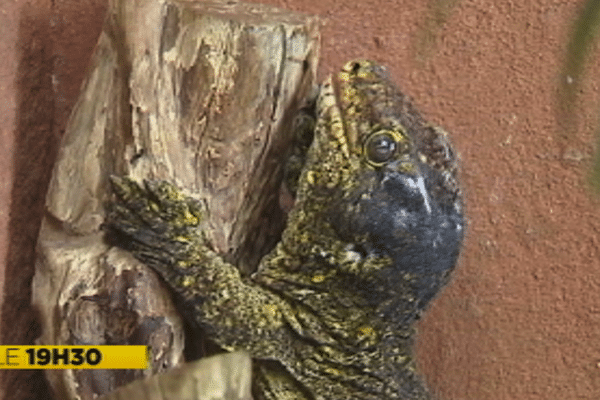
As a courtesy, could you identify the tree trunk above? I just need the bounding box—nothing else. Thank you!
[31,0,319,398]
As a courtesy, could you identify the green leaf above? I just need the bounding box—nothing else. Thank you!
[561,0,600,112]
[559,0,600,193]
[589,126,600,195]
[413,0,459,63]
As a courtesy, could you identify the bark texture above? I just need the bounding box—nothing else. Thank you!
[31,0,319,398]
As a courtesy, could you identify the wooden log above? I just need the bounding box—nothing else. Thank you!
[31,0,319,398]
[97,352,252,400]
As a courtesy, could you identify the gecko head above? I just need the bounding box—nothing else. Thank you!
[295,60,465,308]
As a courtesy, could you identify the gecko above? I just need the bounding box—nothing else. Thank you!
[103,59,464,400]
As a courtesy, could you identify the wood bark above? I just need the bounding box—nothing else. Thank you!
[97,352,252,400]
[31,0,319,398]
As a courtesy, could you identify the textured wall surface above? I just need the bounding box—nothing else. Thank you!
[1,0,599,399]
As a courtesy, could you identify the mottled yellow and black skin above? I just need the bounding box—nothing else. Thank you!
[104,60,464,400]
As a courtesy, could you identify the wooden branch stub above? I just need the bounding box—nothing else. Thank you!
[32,0,319,398]
[97,352,252,400]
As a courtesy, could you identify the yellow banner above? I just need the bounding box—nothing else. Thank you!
[0,346,148,369]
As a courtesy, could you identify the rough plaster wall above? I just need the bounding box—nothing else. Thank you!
[1,0,599,399]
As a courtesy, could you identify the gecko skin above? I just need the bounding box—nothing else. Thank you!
[104,60,464,400]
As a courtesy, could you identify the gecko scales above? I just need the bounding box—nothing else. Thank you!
[104,60,464,400]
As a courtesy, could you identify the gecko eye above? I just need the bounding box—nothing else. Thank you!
[365,131,397,165]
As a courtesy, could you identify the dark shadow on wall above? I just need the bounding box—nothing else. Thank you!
[1,2,107,399]
[1,4,56,399]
